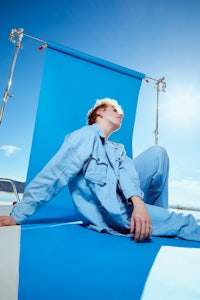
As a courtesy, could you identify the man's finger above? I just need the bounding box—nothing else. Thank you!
[130,217,135,233]
[134,220,142,241]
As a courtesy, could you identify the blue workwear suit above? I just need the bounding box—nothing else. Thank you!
[11,124,200,241]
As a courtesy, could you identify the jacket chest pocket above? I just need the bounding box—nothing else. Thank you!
[84,155,108,186]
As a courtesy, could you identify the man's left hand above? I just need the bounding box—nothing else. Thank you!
[130,196,152,242]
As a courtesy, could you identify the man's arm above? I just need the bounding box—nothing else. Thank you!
[117,149,152,241]
[4,127,96,225]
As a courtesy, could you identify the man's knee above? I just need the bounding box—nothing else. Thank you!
[146,146,169,176]
[134,145,169,175]
[148,145,169,161]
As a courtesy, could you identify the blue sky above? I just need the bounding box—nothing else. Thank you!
[0,0,200,209]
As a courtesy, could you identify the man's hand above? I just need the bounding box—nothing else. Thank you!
[0,216,18,226]
[130,196,152,242]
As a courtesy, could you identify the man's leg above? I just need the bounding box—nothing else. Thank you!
[134,145,169,208]
[146,203,200,242]
[134,146,200,242]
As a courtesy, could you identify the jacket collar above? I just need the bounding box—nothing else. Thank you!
[91,124,106,138]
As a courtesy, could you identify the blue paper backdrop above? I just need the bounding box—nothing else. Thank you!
[25,42,145,222]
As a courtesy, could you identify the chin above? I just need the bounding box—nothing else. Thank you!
[113,124,121,131]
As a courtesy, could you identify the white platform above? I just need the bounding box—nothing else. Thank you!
[0,225,20,300]
[142,246,200,299]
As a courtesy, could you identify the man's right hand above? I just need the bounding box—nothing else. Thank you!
[0,216,18,226]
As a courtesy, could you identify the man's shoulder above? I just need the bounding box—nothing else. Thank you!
[65,125,99,143]
[73,124,98,136]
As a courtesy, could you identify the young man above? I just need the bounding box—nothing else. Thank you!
[0,98,200,242]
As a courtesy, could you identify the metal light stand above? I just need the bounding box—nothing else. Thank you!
[154,77,166,145]
[0,28,24,124]
[0,28,47,125]
[145,76,167,145]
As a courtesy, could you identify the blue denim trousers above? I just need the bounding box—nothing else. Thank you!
[134,146,200,242]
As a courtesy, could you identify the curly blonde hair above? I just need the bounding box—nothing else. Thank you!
[87,98,123,125]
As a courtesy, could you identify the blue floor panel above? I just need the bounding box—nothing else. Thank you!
[19,223,200,300]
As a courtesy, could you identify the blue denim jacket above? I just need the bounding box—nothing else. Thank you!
[11,124,143,234]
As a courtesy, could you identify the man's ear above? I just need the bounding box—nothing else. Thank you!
[96,108,104,118]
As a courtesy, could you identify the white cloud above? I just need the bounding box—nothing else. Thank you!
[0,145,22,157]
[170,179,200,192]
[169,179,200,209]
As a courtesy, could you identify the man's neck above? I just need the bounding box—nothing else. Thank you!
[95,121,112,139]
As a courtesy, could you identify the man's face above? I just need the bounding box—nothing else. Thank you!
[102,105,124,130]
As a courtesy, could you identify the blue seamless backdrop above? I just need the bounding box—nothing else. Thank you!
[26,42,144,222]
